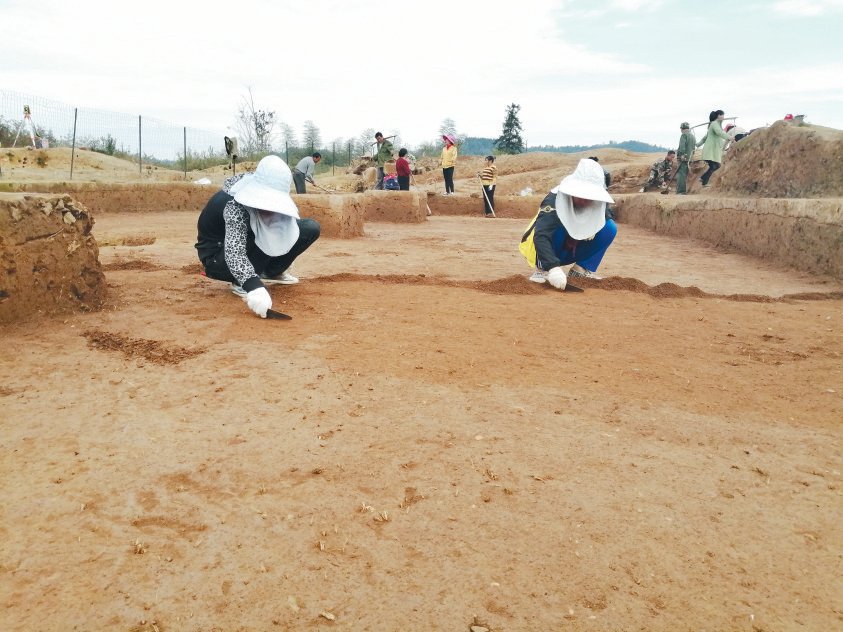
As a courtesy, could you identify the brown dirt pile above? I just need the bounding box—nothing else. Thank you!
[0,193,105,323]
[313,273,843,302]
[716,121,843,197]
[98,234,157,246]
[83,329,205,364]
[101,260,163,272]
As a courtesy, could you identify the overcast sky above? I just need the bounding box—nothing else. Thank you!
[3,0,842,150]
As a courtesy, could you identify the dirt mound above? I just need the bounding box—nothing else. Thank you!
[313,273,843,302]
[715,121,843,197]
[83,329,205,364]
[316,273,546,295]
[0,193,105,323]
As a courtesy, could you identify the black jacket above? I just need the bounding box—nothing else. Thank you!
[195,175,264,292]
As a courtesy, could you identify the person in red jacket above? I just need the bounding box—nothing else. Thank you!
[395,148,411,191]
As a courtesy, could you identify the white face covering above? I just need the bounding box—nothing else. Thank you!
[248,209,300,257]
[554,193,605,240]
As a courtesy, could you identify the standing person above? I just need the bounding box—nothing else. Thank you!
[293,152,321,194]
[395,148,412,191]
[524,158,617,288]
[374,132,394,190]
[697,109,731,188]
[676,122,695,194]
[440,134,458,195]
[195,156,321,318]
[639,150,676,192]
[478,155,497,217]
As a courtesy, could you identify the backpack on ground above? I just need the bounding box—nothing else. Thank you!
[383,174,399,190]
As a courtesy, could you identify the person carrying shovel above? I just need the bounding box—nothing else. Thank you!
[195,156,321,318]
[293,152,321,194]
[477,155,497,217]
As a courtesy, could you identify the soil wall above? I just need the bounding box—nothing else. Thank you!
[614,194,843,279]
[292,194,365,238]
[361,191,426,223]
[427,193,542,218]
[0,193,105,323]
[0,185,429,238]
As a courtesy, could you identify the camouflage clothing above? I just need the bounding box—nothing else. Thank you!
[646,158,674,188]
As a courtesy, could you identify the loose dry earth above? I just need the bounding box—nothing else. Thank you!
[1,209,842,631]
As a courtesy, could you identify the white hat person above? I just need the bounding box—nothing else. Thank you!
[229,155,300,218]
[550,158,614,240]
[230,155,300,257]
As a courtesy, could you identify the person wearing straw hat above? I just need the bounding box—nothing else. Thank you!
[527,158,617,290]
[195,156,321,318]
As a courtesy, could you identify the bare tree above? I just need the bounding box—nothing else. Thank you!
[439,118,464,146]
[278,122,297,148]
[234,87,276,155]
[302,120,322,150]
[439,118,457,138]
[357,127,376,157]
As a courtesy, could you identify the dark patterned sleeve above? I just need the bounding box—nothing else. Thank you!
[222,200,260,289]
[222,174,245,194]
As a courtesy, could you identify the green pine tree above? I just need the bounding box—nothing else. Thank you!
[494,103,524,154]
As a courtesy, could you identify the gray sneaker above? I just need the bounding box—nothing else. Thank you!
[260,271,299,285]
[568,264,602,280]
[528,270,548,284]
[230,283,247,297]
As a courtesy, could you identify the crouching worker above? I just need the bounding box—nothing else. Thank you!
[195,155,320,318]
[525,158,616,290]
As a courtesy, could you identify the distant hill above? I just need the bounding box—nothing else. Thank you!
[460,137,669,156]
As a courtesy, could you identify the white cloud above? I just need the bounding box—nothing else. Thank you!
[772,0,843,15]
[610,0,664,11]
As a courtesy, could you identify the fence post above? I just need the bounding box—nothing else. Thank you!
[332,142,335,176]
[183,127,187,180]
[70,108,78,180]
[348,141,352,167]
[138,115,142,177]
[285,142,289,165]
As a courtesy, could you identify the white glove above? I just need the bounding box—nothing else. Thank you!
[245,287,272,318]
[547,266,567,290]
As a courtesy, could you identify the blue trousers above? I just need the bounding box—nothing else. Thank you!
[549,219,617,272]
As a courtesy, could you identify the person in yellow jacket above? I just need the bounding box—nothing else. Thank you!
[440,134,458,195]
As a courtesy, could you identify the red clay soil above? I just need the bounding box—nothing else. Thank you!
[1,214,841,631]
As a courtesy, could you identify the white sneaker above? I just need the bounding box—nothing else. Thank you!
[261,270,299,285]
[528,270,548,284]
[230,283,247,297]
[568,264,602,280]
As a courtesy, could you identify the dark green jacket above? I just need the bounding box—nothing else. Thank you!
[677,130,695,162]
[376,140,394,167]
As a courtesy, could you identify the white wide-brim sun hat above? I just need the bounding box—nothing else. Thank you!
[551,158,614,239]
[229,155,300,218]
